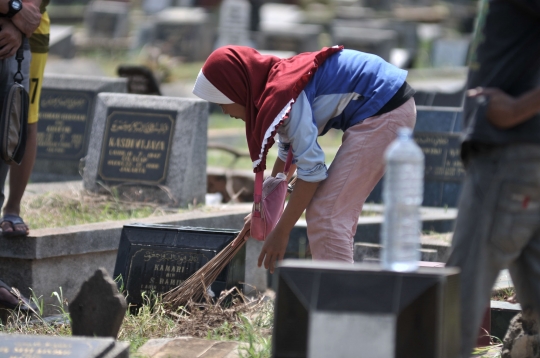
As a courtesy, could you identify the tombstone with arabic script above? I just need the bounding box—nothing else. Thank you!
[82,93,208,207]
[32,74,127,182]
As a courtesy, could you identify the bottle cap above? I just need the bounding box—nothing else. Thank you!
[397,127,412,139]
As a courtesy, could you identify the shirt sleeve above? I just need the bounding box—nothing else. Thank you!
[277,91,328,182]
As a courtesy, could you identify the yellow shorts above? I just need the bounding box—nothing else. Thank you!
[28,11,50,124]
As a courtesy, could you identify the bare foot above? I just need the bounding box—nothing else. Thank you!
[507,294,518,304]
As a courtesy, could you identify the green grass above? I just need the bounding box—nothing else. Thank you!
[0,289,273,357]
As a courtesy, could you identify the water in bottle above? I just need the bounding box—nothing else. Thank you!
[381,127,425,272]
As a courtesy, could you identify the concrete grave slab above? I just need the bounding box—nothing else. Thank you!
[33,74,127,182]
[138,337,240,358]
[0,333,129,358]
[83,93,208,207]
[0,204,253,316]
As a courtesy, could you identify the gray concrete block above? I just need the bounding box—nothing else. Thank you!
[83,93,208,207]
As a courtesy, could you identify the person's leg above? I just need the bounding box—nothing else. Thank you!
[306,98,416,261]
[2,13,49,235]
[447,145,540,357]
[0,40,31,235]
[501,148,540,335]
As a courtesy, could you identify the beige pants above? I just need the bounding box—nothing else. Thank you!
[306,98,417,262]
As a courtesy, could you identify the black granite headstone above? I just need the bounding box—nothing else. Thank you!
[117,65,161,96]
[367,106,464,208]
[37,90,93,160]
[113,224,245,306]
[273,261,460,358]
[0,333,129,358]
[32,75,126,182]
[97,108,176,185]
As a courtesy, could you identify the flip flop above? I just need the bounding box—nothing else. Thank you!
[0,279,37,312]
[0,214,29,238]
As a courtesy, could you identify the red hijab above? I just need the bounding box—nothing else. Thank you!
[201,46,343,172]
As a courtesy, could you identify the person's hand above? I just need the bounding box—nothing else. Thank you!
[232,213,251,247]
[468,87,518,129]
[0,19,22,59]
[11,1,41,38]
[258,227,289,274]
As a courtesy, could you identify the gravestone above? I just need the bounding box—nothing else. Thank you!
[332,19,419,68]
[0,334,129,358]
[258,3,320,54]
[331,25,398,62]
[32,74,127,182]
[142,0,172,15]
[153,7,214,62]
[260,24,322,54]
[367,106,464,207]
[117,65,162,95]
[49,25,75,59]
[215,0,253,48]
[432,38,471,68]
[83,1,130,38]
[113,224,245,306]
[70,268,127,339]
[82,93,207,206]
[273,260,460,358]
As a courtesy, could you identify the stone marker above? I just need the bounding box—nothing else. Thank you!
[70,268,127,339]
[117,65,162,95]
[113,225,245,306]
[82,93,207,206]
[0,333,129,358]
[33,74,127,182]
[367,106,464,207]
[49,25,75,59]
[331,25,398,62]
[153,7,214,62]
[83,0,130,39]
[273,260,460,358]
[432,38,471,68]
[215,0,253,48]
[260,24,322,54]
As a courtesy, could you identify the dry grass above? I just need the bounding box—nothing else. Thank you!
[19,188,187,230]
[0,288,273,357]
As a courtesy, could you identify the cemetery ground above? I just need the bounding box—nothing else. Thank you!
[0,54,508,358]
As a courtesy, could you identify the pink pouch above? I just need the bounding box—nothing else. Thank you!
[251,150,293,241]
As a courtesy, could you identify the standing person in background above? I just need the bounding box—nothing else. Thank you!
[0,0,48,237]
[445,0,540,356]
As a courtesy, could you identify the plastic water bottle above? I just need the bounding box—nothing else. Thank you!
[381,127,424,272]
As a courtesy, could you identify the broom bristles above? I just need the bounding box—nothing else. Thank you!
[163,237,247,309]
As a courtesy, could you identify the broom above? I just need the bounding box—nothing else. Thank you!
[163,175,297,310]
[163,224,250,309]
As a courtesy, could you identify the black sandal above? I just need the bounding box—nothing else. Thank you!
[0,279,37,312]
[0,214,29,238]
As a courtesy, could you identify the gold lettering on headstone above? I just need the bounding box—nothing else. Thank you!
[414,132,465,181]
[37,91,92,159]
